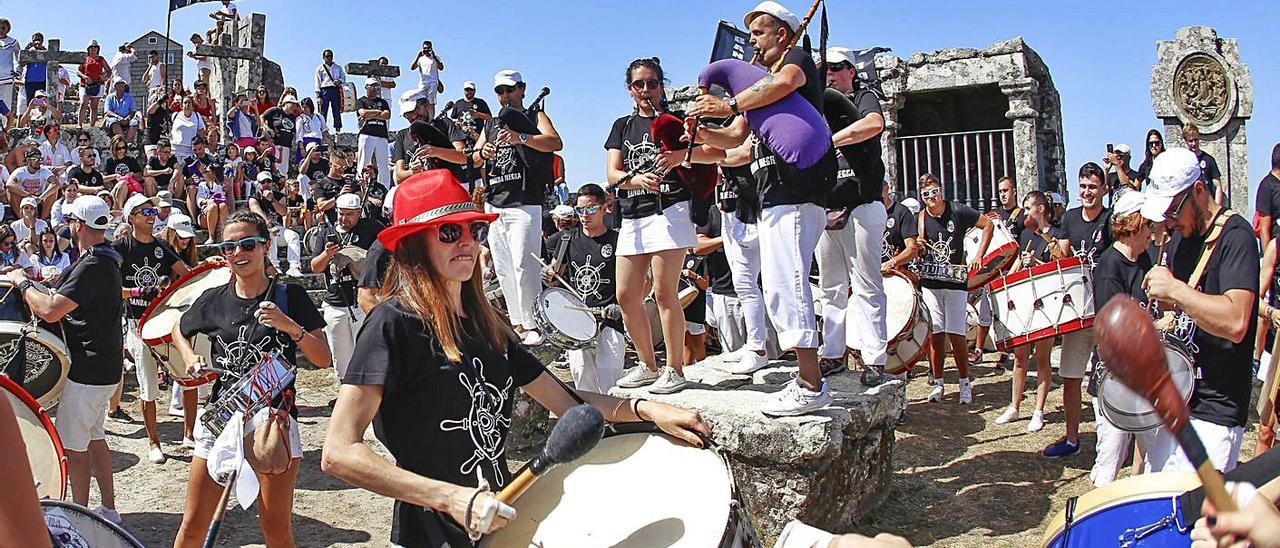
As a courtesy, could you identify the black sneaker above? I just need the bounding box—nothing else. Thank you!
[819,357,847,378]
[107,408,133,424]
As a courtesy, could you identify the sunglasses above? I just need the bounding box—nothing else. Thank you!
[1149,141,1162,148]
[1166,189,1192,221]
[112,146,124,152]
[920,187,941,198]
[436,222,489,244]
[574,205,602,216]
[494,85,517,95]
[629,79,661,91]
[217,236,268,255]
[131,207,158,217]
[0,240,14,248]
[826,62,853,73]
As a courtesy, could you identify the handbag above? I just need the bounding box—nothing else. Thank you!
[244,406,291,475]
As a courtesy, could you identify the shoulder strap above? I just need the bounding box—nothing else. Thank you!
[553,232,572,275]
[916,209,927,245]
[1187,209,1236,290]
[273,282,289,316]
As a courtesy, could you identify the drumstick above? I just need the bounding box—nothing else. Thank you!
[529,253,586,302]
[203,470,237,548]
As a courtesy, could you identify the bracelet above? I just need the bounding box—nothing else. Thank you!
[631,398,648,422]
[291,329,305,343]
[464,486,485,539]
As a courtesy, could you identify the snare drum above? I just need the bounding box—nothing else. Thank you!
[138,263,232,387]
[988,256,1096,351]
[3,374,66,500]
[42,499,145,548]
[1097,336,1196,433]
[964,212,1018,290]
[880,269,931,375]
[481,424,757,548]
[1041,472,1197,547]
[0,322,71,408]
[532,288,599,352]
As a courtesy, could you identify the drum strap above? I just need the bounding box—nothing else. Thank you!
[552,232,572,279]
[1186,208,1236,291]
[1063,495,1078,542]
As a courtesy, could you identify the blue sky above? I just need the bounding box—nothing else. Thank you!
[4,0,1277,210]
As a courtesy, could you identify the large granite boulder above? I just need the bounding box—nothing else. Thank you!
[508,353,905,545]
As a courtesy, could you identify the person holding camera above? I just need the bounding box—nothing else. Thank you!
[309,193,381,381]
[1104,143,1139,207]
[409,40,444,119]
[249,171,305,277]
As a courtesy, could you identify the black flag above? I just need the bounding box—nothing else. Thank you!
[169,0,220,12]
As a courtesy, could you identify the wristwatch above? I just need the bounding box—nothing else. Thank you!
[17,279,33,293]
[518,133,529,144]
[727,96,740,115]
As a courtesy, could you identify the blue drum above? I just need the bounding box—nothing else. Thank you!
[1042,473,1198,547]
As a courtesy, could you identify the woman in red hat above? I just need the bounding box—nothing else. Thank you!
[323,170,712,547]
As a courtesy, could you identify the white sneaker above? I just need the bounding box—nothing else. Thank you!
[168,394,184,417]
[149,445,167,464]
[94,506,122,525]
[927,379,945,402]
[958,378,973,404]
[761,378,834,417]
[727,351,769,375]
[521,330,545,346]
[994,406,1019,424]
[182,437,197,449]
[617,366,661,388]
[649,367,689,394]
[285,267,305,278]
[1027,410,1046,432]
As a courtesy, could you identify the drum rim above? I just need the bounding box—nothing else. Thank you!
[138,262,230,346]
[532,288,600,349]
[1096,341,1196,432]
[40,499,145,547]
[0,323,71,407]
[1040,472,1199,547]
[996,318,1094,352]
[0,373,67,500]
[989,255,1088,293]
[885,305,931,375]
[966,241,1018,290]
[881,269,922,339]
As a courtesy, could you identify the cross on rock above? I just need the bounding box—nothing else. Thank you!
[198,13,268,117]
[18,39,87,97]
[345,59,400,79]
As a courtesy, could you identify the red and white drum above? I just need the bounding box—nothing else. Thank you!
[988,256,1096,351]
[138,263,231,387]
[964,212,1018,290]
[482,424,757,547]
[878,269,931,375]
[1,374,66,500]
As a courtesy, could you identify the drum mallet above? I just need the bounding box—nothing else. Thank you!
[1094,295,1237,513]
[529,253,586,302]
[496,403,604,504]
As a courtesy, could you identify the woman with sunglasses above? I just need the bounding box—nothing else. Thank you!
[603,57,696,394]
[0,225,29,273]
[251,85,275,116]
[469,69,563,350]
[77,40,110,127]
[1141,128,1168,183]
[192,80,219,144]
[323,170,709,547]
[171,209,329,547]
[104,135,145,204]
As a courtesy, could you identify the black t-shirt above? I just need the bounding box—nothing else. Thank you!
[184,152,219,183]
[717,165,760,225]
[1106,169,1140,206]
[450,98,490,137]
[148,155,178,189]
[358,239,391,290]
[180,281,324,415]
[57,244,124,386]
[828,89,884,209]
[356,96,391,139]
[682,253,707,324]
[392,123,465,182]
[146,103,170,145]
[262,107,296,147]
[603,114,691,219]
[111,234,181,318]
[556,228,621,332]
[315,175,345,223]
[105,156,141,179]
[995,205,1026,242]
[1093,245,1152,311]
[344,299,545,547]
[67,166,104,189]
[482,115,548,209]
[1196,150,1222,195]
[1017,226,1068,265]
[300,157,331,183]
[882,201,917,263]
[698,208,734,297]
[1060,206,1112,262]
[751,134,836,209]
[323,218,382,306]
[1166,212,1258,427]
[1255,173,1280,235]
[917,201,980,290]
[251,190,287,225]
[778,47,822,111]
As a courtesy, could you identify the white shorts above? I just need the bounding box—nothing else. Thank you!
[124,319,160,402]
[922,287,967,335]
[193,406,303,461]
[55,379,117,452]
[1145,418,1245,474]
[685,321,706,336]
[617,201,697,256]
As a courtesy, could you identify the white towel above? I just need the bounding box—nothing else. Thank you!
[206,410,261,510]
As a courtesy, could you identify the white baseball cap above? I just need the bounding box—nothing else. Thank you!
[364,77,380,88]
[156,190,174,208]
[256,170,275,183]
[166,213,196,239]
[281,94,299,106]
[243,146,257,155]
[744,1,801,33]
[122,194,157,216]
[493,70,523,88]
[552,204,575,219]
[1141,148,1202,222]
[69,196,112,230]
[1114,143,1131,155]
[1112,188,1146,218]
[19,196,37,209]
[336,193,362,210]
[824,47,855,65]
[901,197,921,215]
[1048,191,1066,205]
[463,81,476,90]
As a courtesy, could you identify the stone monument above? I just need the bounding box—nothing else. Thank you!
[199,13,285,120]
[1150,26,1253,211]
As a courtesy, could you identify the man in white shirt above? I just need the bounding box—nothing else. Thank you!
[207,0,237,42]
[0,19,17,129]
[409,40,444,119]
[186,34,211,84]
[109,44,137,84]
[313,49,345,132]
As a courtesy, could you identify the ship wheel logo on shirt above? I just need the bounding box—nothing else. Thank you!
[440,357,513,483]
[572,255,611,301]
[214,325,282,378]
[623,133,658,172]
[492,144,518,174]
[922,235,954,263]
[1169,312,1201,355]
[128,258,162,292]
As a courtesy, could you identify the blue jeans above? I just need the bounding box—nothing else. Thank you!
[318,86,342,131]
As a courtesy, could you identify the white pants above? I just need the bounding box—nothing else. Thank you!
[1090,397,1160,486]
[270,226,302,270]
[975,288,992,327]
[815,202,888,364]
[567,327,625,393]
[357,134,390,190]
[758,203,825,350]
[487,204,542,330]
[124,319,160,402]
[709,292,747,353]
[721,213,768,353]
[273,145,292,175]
[323,303,366,381]
[1144,418,1245,474]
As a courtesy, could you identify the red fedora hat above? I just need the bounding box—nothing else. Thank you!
[378,170,498,252]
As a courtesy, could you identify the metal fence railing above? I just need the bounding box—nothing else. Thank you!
[895,128,1015,211]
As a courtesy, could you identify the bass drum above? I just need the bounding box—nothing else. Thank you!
[1041,472,1198,547]
[42,499,145,548]
[879,269,931,375]
[482,424,758,548]
[1,374,65,500]
[0,322,71,408]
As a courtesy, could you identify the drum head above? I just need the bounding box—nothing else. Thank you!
[536,288,598,344]
[1041,472,1199,547]
[1099,342,1195,433]
[42,500,144,548]
[881,272,917,337]
[483,430,734,547]
[139,264,232,345]
[1,375,65,500]
[331,246,367,278]
[0,323,71,408]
